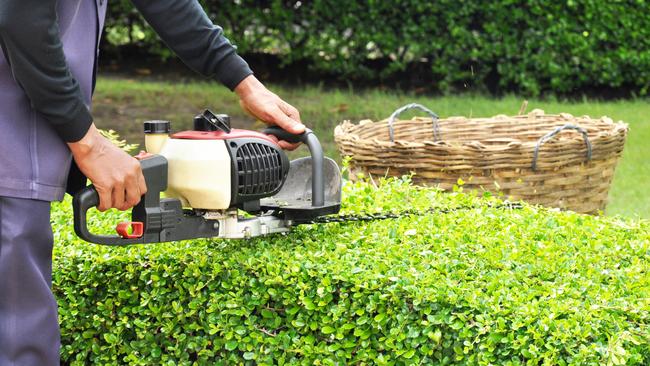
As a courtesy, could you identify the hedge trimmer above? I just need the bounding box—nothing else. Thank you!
[73,110,521,245]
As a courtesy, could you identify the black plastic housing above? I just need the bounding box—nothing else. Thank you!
[225,138,290,210]
[193,110,231,133]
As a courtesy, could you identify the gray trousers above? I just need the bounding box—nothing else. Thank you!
[0,197,59,366]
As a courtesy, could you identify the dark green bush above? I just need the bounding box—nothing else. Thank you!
[53,177,649,365]
[103,0,650,96]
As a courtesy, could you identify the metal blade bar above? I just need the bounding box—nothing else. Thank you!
[299,202,525,225]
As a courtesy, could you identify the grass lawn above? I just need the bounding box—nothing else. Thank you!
[93,76,650,218]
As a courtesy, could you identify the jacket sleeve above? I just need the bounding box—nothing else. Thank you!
[0,0,93,142]
[131,0,253,90]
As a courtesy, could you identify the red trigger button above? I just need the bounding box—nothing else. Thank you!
[116,222,144,239]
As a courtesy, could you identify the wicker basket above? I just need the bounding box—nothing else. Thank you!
[334,103,629,214]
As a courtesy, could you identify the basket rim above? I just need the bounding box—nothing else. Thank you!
[334,109,628,214]
[334,111,628,150]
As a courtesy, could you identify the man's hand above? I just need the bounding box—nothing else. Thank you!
[235,75,304,150]
[68,124,147,212]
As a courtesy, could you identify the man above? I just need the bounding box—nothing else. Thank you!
[0,0,304,364]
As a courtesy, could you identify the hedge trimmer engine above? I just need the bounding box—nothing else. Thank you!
[73,110,342,245]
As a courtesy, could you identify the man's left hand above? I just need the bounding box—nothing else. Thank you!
[235,75,304,150]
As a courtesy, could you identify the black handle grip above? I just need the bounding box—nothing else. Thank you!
[73,155,169,245]
[73,186,144,245]
[262,126,325,206]
[262,126,312,144]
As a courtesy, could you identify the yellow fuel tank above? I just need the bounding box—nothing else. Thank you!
[145,133,232,210]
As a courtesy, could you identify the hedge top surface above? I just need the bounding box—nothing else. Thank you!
[52,177,649,365]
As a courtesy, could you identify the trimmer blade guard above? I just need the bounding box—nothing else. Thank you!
[260,157,341,222]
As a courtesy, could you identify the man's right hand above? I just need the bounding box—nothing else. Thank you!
[67,124,147,212]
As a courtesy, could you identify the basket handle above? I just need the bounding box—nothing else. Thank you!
[387,103,440,142]
[532,124,592,171]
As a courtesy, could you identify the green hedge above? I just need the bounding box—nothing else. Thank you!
[103,0,650,96]
[53,177,649,365]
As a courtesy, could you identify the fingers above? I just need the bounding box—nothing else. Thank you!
[277,102,305,137]
[278,101,301,124]
[267,134,280,144]
[242,95,305,134]
[96,186,112,212]
[254,102,304,134]
[98,160,144,212]
[108,160,137,211]
[275,107,305,134]
[73,133,148,212]
[112,183,127,211]
[137,170,148,196]
[124,176,141,210]
[238,90,305,149]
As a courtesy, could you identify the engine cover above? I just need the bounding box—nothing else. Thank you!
[158,128,290,211]
[145,111,291,211]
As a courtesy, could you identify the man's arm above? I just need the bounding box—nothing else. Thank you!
[132,0,305,149]
[0,0,92,142]
[0,0,146,210]
[130,0,252,90]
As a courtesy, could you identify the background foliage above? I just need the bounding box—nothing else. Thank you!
[54,177,649,365]
[103,0,650,96]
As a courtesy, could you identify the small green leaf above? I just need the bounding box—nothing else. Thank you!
[225,341,238,351]
[403,349,416,359]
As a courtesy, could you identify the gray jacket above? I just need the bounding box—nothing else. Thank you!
[0,0,252,201]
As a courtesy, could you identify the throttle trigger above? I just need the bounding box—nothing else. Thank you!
[116,222,144,239]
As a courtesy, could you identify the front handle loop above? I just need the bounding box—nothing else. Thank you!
[387,103,440,142]
[262,126,325,206]
[532,124,592,171]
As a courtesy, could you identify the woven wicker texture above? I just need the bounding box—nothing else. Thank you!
[334,107,628,214]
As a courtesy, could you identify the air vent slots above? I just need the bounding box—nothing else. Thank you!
[235,142,284,197]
